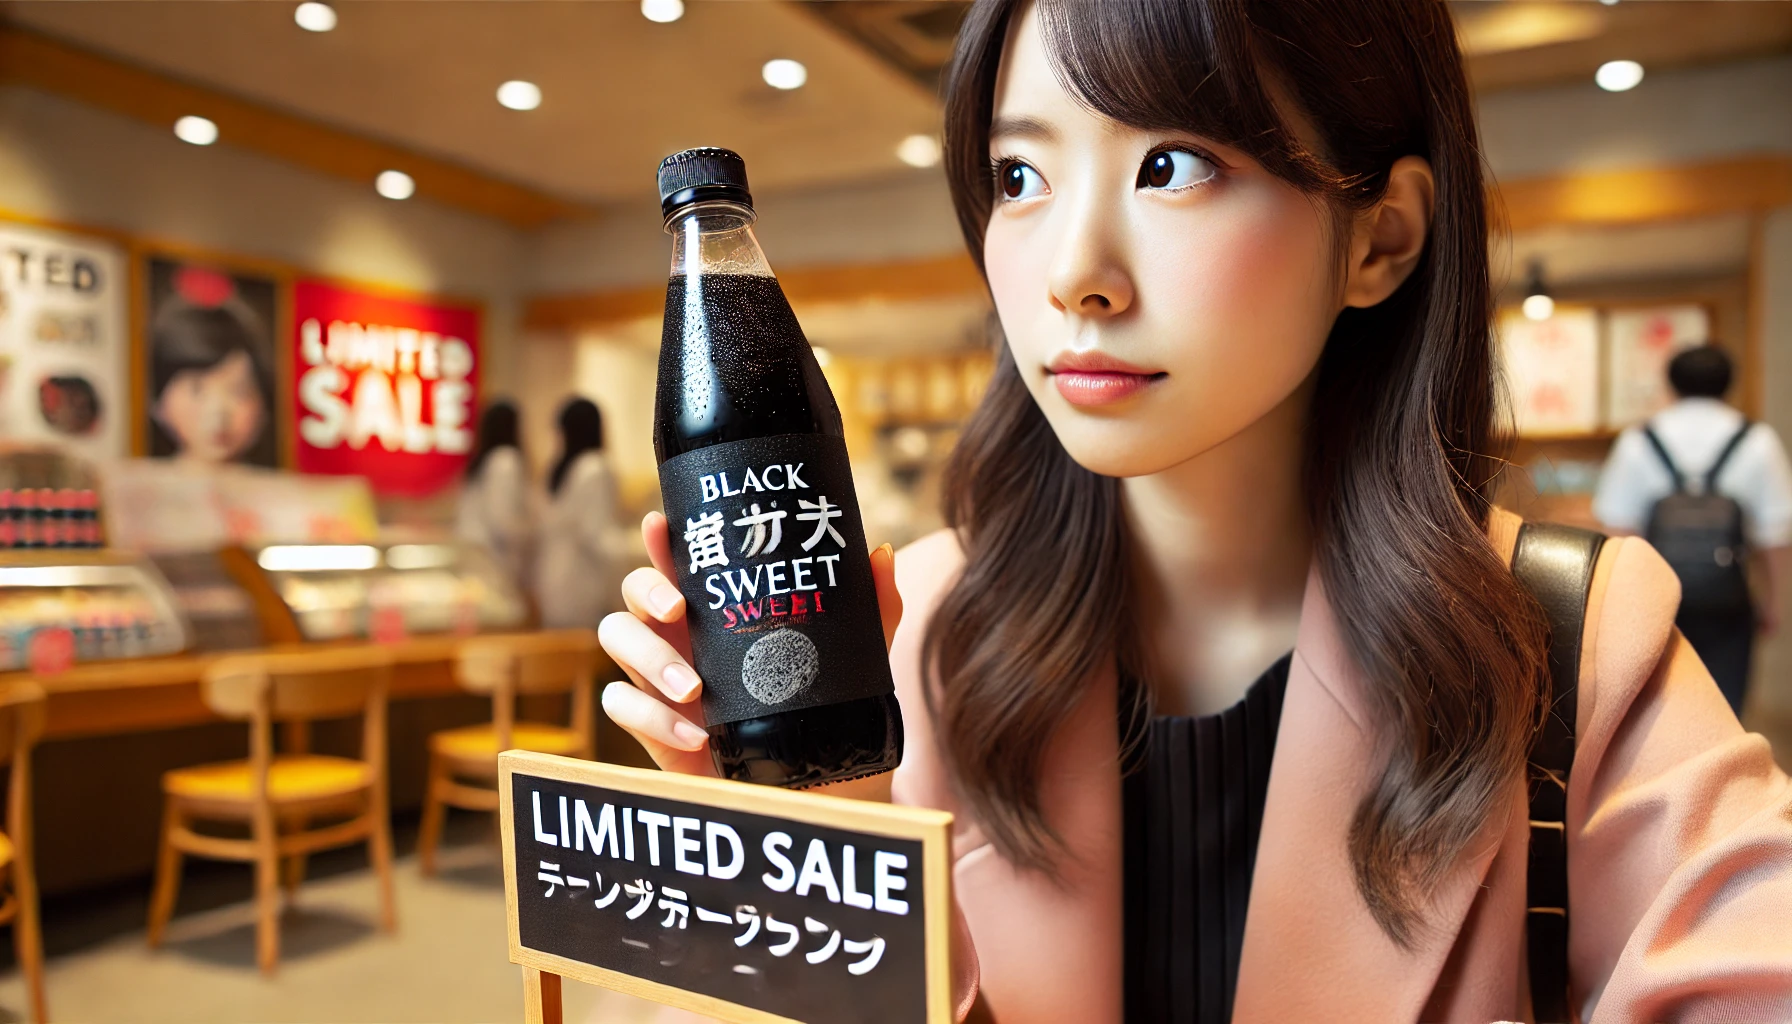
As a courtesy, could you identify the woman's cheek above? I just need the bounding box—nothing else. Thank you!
[983,221,1054,378]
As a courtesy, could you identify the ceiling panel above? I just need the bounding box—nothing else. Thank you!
[0,0,944,205]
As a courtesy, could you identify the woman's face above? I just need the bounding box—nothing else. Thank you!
[982,4,1343,478]
[155,350,265,462]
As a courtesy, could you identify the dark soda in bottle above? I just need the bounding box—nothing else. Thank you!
[652,147,902,788]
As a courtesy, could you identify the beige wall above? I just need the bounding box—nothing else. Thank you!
[0,85,531,396]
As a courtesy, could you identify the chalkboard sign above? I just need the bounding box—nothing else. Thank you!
[499,752,954,1024]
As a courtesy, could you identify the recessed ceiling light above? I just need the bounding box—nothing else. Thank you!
[375,170,415,200]
[896,134,942,168]
[1595,59,1644,92]
[762,59,807,91]
[1599,0,1620,6]
[173,115,218,146]
[496,80,542,111]
[641,0,684,23]
[1522,294,1556,321]
[294,2,337,32]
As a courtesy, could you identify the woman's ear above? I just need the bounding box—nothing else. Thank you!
[1342,155,1435,309]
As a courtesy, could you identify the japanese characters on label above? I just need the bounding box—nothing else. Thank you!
[659,434,895,727]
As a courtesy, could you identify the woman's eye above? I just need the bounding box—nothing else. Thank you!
[1138,149,1215,190]
[999,161,1047,201]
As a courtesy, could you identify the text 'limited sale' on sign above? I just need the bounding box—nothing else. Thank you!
[292,279,479,496]
[499,753,954,1024]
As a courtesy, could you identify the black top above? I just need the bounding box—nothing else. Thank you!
[1122,653,1291,1023]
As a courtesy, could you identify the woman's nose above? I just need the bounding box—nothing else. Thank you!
[1046,212,1134,318]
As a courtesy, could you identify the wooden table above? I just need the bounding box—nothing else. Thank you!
[4,635,470,741]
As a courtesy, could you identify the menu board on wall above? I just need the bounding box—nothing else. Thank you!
[1498,308,1600,437]
[292,279,479,496]
[144,257,282,467]
[1606,304,1710,428]
[0,222,128,459]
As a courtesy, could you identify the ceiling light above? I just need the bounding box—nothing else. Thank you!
[641,0,684,23]
[1599,0,1619,6]
[174,115,218,146]
[1595,60,1644,92]
[896,134,942,168]
[375,170,415,200]
[294,2,337,32]
[1522,261,1554,321]
[762,59,808,91]
[496,80,542,111]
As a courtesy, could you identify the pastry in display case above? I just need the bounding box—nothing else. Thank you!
[0,550,189,670]
[242,541,528,642]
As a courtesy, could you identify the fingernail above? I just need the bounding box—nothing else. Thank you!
[662,662,701,702]
[649,584,683,618]
[878,543,894,560]
[672,720,708,751]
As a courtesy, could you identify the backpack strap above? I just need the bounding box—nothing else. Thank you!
[1511,522,1606,1024]
[1704,420,1754,494]
[1641,425,1685,493]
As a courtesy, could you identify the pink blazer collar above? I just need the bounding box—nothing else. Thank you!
[1231,560,1515,1021]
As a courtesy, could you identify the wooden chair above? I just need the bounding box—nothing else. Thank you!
[147,646,397,975]
[418,630,598,876]
[0,681,48,1023]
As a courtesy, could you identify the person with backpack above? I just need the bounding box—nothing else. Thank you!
[1594,345,1792,715]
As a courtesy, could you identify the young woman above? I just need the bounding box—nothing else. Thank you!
[599,1,1792,1020]
[535,398,631,629]
[456,400,532,592]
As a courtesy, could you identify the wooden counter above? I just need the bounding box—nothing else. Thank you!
[3,635,468,740]
[3,634,653,896]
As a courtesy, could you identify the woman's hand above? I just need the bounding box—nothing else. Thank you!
[599,511,904,779]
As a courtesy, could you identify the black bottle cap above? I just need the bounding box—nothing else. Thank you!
[658,147,753,219]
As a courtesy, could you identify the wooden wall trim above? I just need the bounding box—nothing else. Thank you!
[524,253,985,331]
[0,26,586,230]
[1497,154,1792,233]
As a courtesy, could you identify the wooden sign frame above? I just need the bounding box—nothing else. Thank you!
[499,751,955,1024]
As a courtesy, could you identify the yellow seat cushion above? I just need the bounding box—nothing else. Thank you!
[165,755,373,804]
[430,722,582,761]
[0,831,14,869]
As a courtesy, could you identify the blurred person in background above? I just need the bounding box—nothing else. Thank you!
[456,400,532,592]
[535,397,628,629]
[1594,345,1792,716]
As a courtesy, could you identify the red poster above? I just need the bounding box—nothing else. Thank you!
[292,280,479,496]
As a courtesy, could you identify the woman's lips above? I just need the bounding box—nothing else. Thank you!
[1046,352,1164,407]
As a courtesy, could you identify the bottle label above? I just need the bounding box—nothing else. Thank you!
[659,433,894,727]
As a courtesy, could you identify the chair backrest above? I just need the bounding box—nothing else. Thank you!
[0,681,47,767]
[202,646,395,722]
[454,630,599,697]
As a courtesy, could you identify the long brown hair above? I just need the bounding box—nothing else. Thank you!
[926,0,1550,946]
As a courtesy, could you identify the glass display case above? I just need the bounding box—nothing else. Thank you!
[0,550,189,670]
[248,541,528,642]
[147,550,264,652]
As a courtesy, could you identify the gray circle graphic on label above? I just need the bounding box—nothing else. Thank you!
[739,628,820,705]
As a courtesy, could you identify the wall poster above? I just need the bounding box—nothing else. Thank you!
[292,279,479,496]
[144,256,282,467]
[0,221,129,459]
[1498,307,1600,437]
[1605,304,1710,428]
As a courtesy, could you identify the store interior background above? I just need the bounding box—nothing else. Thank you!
[0,1,1789,1021]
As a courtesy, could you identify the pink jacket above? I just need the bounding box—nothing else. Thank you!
[889,509,1792,1023]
